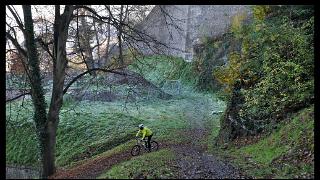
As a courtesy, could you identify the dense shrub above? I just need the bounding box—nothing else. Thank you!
[215,5,314,137]
[240,6,314,127]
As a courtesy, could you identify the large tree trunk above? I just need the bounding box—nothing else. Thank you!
[22,5,49,178]
[40,5,74,178]
[40,121,57,177]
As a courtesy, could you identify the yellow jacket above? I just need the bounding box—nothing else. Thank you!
[136,127,153,139]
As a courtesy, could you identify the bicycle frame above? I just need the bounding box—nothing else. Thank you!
[136,138,149,150]
[131,137,158,156]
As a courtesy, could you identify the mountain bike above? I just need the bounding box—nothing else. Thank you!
[131,137,159,156]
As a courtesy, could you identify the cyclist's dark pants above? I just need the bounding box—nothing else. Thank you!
[146,134,153,150]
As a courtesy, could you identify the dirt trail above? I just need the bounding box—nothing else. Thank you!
[49,150,132,179]
[50,97,247,179]
[171,99,247,179]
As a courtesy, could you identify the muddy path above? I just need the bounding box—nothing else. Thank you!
[172,132,247,179]
[171,98,247,179]
[49,150,132,179]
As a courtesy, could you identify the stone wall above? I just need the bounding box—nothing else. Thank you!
[136,5,252,61]
[6,165,40,179]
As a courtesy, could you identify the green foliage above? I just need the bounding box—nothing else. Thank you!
[194,39,216,91]
[97,149,178,179]
[213,52,243,94]
[252,5,271,21]
[230,11,249,36]
[214,5,314,133]
[193,35,234,92]
[239,10,314,123]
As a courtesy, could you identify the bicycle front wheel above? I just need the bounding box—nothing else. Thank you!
[150,141,159,151]
[131,145,141,156]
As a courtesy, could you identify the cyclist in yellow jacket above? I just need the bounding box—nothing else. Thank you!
[136,124,153,151]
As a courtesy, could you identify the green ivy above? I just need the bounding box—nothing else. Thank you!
[215,5,314,134]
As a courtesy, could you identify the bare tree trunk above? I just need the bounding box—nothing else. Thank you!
[104,5,111,66]
[80,7,96,75]
[118,5,124,66]
[41,5,74,178]
[93,19,101,66]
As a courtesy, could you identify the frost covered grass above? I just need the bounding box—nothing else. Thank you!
[6,89,223,168]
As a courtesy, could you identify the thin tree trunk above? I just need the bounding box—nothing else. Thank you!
[93,19,101,67]
[80,7,96,75]
[104,5,111,65]
[118,5,124,66]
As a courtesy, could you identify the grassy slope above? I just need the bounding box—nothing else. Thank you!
[128,55,198,88]
[6,100,143,167]
[6,55,313,179]
[97,149,178,179]
[95,56,225,179]
[6,56,224,173]
[6,100,39,167]
[95,93,225,179]
[6,94,219,167]
[211,105,314,178]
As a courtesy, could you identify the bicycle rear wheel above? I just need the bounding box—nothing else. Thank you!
[150,141,159,151]
[131,145,141,156]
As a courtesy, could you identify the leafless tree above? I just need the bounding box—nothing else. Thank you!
[6,5,184,178]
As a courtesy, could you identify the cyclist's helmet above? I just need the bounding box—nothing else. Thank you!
[139,124,144,130]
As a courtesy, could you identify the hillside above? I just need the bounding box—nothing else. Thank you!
[6,5,314,179]
[7,56,231,178]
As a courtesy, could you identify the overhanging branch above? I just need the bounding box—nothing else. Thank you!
[63,67,129,94]
[6,91,31,103]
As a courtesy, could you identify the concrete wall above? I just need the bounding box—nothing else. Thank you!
[136,5,252,61]
[135,5,188,56]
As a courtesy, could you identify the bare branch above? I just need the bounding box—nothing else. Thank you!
[7,5,25,32]
[35,37,55,60]
[6,32,27,58]
[6,91,31,103]
[75,8,91,72]
[74,5,111,22]
[63,66,129,94]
